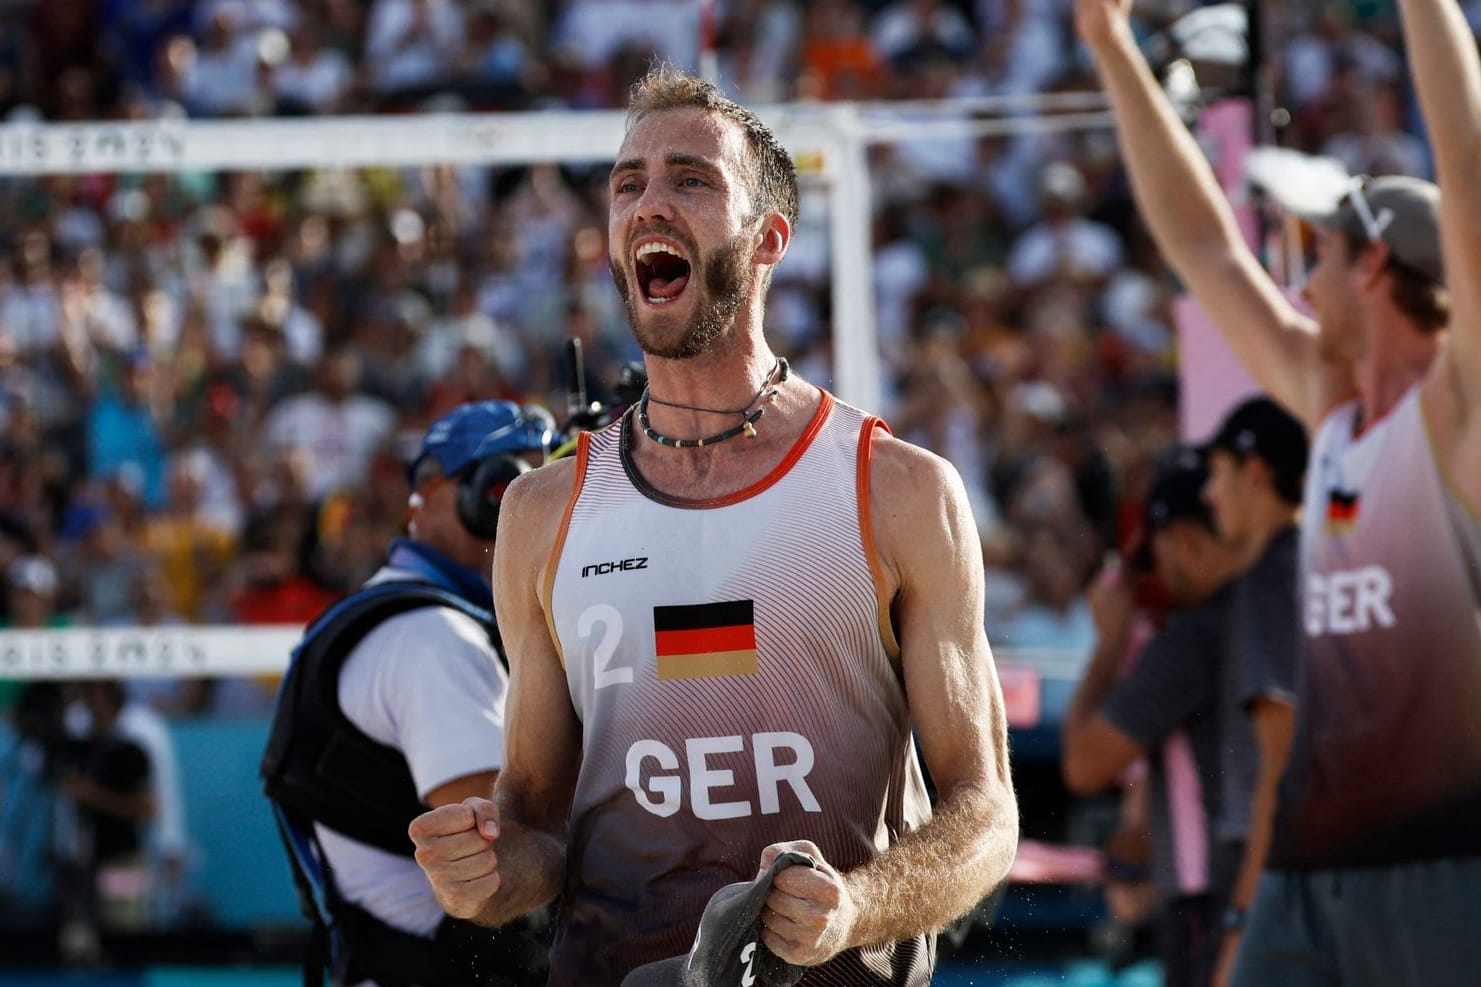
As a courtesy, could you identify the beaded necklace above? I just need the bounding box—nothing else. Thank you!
[638,357,790,449]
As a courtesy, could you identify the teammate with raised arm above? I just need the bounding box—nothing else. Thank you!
[1077,0,1481,984]
[408,65,1018,986]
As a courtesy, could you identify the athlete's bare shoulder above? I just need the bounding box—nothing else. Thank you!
[513,454,580,505]
[494,456,581,579]
[869,426,963,490]
[865,430,976,589]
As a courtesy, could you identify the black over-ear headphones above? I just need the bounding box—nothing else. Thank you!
[455,454,531,540]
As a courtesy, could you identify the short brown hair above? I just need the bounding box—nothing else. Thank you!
[1341,227,1450,334]
[626,64,800,229]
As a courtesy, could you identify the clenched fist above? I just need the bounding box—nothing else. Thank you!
[756,840,859,967]
[409,796,503,921]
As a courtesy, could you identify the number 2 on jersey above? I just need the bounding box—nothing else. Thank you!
[579,603,633,688]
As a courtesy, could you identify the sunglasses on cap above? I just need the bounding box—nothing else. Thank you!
[1345,177,1394,244]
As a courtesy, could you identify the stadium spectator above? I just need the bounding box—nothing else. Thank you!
[86,349,168,511]
[180,4,263,118]
[60,680,156,935]
[0,682,69,929]
[70,505,153,627]
[871,0,978,67]
[138,451,237,623]
[227,506,341,627]
[259,344,397,501]
[5,555,66,630]
[1198,397,1306,987]
[1061,450,1250,987]
[270,11,355,114]
[798,0,882,101]
[1006,161,1124,296]
[364,0,467,106]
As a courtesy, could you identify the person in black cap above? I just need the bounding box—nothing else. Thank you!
[1198,396,1307,987]
[261,400,553,987]
[1062,448,1249,987]
[407,64,1018,987]
[1077,0,1481,983]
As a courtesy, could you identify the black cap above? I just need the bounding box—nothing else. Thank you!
[1201,396,1309,505]
[1131,447,1213,570]
[620,851,815,987]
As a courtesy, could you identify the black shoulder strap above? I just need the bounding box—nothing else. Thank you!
[262,581,515,987]
[261,581,494,857]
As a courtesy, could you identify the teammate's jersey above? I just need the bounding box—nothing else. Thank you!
[1273,386,1481,869]
[543,391,934,986]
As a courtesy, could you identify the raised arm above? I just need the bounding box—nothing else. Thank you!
[1400,0,1481,409]
[410,463,579,927]
[1075,0,1347,425]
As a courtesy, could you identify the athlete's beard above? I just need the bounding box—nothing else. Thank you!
[612,231,753,360]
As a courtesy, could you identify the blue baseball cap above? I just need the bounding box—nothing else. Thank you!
[407,401,554,487]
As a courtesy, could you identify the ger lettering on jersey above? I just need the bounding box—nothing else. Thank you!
[544,392,934,986]
[1278,388,1481,869]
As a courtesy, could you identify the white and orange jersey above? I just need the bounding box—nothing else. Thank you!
[1274,386,1481,869]
[542,391,934,986]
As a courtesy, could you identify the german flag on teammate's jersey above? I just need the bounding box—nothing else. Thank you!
[1326,489,1360,534]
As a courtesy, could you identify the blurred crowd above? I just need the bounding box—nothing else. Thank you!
[0,0,1457,939]
[0,0,1438,670]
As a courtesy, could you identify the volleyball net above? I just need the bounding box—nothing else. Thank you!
[0,93,1122,685]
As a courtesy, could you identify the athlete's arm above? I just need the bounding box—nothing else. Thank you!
[1074,0,1347,427]
[1402,0,1481,490]
[1061,639,1146,796]
[761,435,1018,965]
[424,771,498,809]
[1213,695,1296,987]
[410,462,579,927]
[1062,561,1146,794]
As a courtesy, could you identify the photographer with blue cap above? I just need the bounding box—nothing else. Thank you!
[262,400,554,987]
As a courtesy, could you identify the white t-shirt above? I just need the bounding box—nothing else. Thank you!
[314,567,508,937]
[118,703,188,860]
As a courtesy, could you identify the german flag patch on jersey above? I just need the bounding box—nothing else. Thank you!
[1326,488,1360,534]
[653,600,757,680]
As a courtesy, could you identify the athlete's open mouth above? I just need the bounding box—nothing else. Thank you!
[635,241,692,304]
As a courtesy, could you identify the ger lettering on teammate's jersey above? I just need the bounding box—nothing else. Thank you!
[653,600,757,680]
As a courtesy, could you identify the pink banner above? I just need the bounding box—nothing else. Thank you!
[1199,99,1259,251]
[1176,98,1309,440]
[1175,295,1263,442]
[1175,286,1313,442]
[997,663,1042,729]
